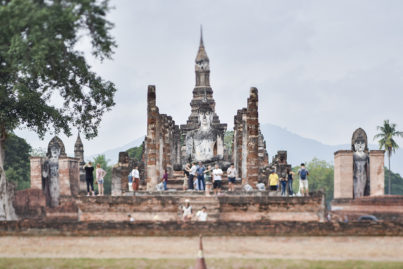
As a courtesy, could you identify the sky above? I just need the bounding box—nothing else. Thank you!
[16,0,403,160]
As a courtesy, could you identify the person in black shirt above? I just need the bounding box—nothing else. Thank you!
[83,161,95,196]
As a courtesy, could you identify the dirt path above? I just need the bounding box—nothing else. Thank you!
[1,236,402,261]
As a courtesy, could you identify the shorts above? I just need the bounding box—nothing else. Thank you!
[270,185,278,191]
[98,178,104,184]
[213,180,222,189]
[228,177,236,183]
[300,179,309,190]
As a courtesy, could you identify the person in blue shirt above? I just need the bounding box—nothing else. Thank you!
[196,162,206,191]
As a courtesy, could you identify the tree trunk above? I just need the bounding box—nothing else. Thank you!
[0,138,18,220]
[388,151,391,195]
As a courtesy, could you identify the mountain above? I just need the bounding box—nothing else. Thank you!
[89,123,403,176]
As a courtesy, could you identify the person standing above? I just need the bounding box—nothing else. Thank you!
[188,162,197,190]
[83,162,95,196]
[162,169,168,191]
[269,170,279,192]
[298,163,310,196]
[226,164,237,192]
[212,164,223,196]
[196,162,206,191]
[204,165,213,196]
[183,163,190,190]
[95,164,106,196]
[280,176,287,196]
[130,166,140,191]
[287,170,294,196]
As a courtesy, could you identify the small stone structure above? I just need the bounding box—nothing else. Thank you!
[333,128,385,199]
[74,133,86,194]
[30,136,80,207]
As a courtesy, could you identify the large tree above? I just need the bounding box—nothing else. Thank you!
[374,120,403,195]
[0,0,117,220]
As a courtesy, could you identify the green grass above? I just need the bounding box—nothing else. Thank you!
[0,258,402,269]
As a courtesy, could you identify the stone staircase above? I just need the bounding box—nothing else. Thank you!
[177,196,220,222]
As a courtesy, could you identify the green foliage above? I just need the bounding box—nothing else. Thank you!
[384,167,403,195]
[292,158,334,205]
[91,155,112,195]
[4,133,31,190]
[0,0,117,139]
[224,131,234,156]
[30,147,46,157]
[126,144,143,161]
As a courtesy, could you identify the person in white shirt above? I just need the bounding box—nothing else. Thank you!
[188,163,197,190]
[130,166,140,191]
[226,164,237,192]
[212,164,223,196]
[196,207,208,221]
[182,199,192,221]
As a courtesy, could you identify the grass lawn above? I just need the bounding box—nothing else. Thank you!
[0,258,402,269]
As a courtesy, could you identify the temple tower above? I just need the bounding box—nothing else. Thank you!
[74,133,84,165]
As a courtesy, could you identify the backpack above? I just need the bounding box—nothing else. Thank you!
[300,169,308,180]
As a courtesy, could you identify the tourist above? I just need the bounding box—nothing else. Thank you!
[95,164,106,196]
[243,183,253,192]
[128,214,134,222]
[188,162,197,190]
[183,163,190,190]
[226,163,237,192]
[130,166,140,191]
[298,163,310,196]
[83,161,95,196]
[269,170,279,192]
[212,164,223,195]
[255,181,266,191]
[204,165,213,196]
[182,199,192,221]
[162,169,168,190]
[196,207,208,221]
[287,169,294,196]
[280,176,287,196]
[196,162,206,191]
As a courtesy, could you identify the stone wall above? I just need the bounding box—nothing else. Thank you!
[233,88,269,184]
[143,85,180,191]
[1,220,402,237]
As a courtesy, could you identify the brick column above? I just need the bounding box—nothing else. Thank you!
[146,85,159,190]
[369,150,385,196]
[58,157,73,196]
[30,157,43,190]
[334,150,353,199]
[246,87,259,184]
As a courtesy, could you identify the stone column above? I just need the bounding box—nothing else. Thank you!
[334,150,353,199]
[30,157,43,190]
[146,85,159,190]
[58,157,73,196]
[369,150,385,196]
[246,87,259,184]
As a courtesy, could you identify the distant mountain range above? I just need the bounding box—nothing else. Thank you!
[91,123,403,176]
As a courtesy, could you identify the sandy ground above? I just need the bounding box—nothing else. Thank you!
[0,236,402,261]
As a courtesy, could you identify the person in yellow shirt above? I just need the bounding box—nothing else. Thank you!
[269,170,279,191]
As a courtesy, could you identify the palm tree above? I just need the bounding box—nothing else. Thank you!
[374,120,403,195]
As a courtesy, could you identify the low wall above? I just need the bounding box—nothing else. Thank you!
[0,220,402,236]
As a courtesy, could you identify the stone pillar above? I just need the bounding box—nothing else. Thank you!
[334,150,353,199]
[146,85,159,190]
[30,157,43,190]
[58,157,79,196]
[246,87,259,184]
[369,150,385,196]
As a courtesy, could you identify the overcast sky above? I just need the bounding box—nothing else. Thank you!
[16,0,403,160]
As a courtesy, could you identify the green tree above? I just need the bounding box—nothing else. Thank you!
[92,155,112,195]
[293,158,334,205]
[224,131,234,156]
[126,144,143,161]
[4,133,31,190]
[374,120,403,195]
[0,0,116,219]
[384,167,403,195]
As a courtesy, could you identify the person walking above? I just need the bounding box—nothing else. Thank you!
[188,163,197,190]
[95,164,106,196]
[212,164,223,196]
[298,163,310,196]
[204,165,213,196]
[226,164,237,192]
[196,162,206,191]
[269,170,279,192]
[130,166,140,191]
[162,169,168,191]
[287,169,294,196]
[83,162,95,196]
